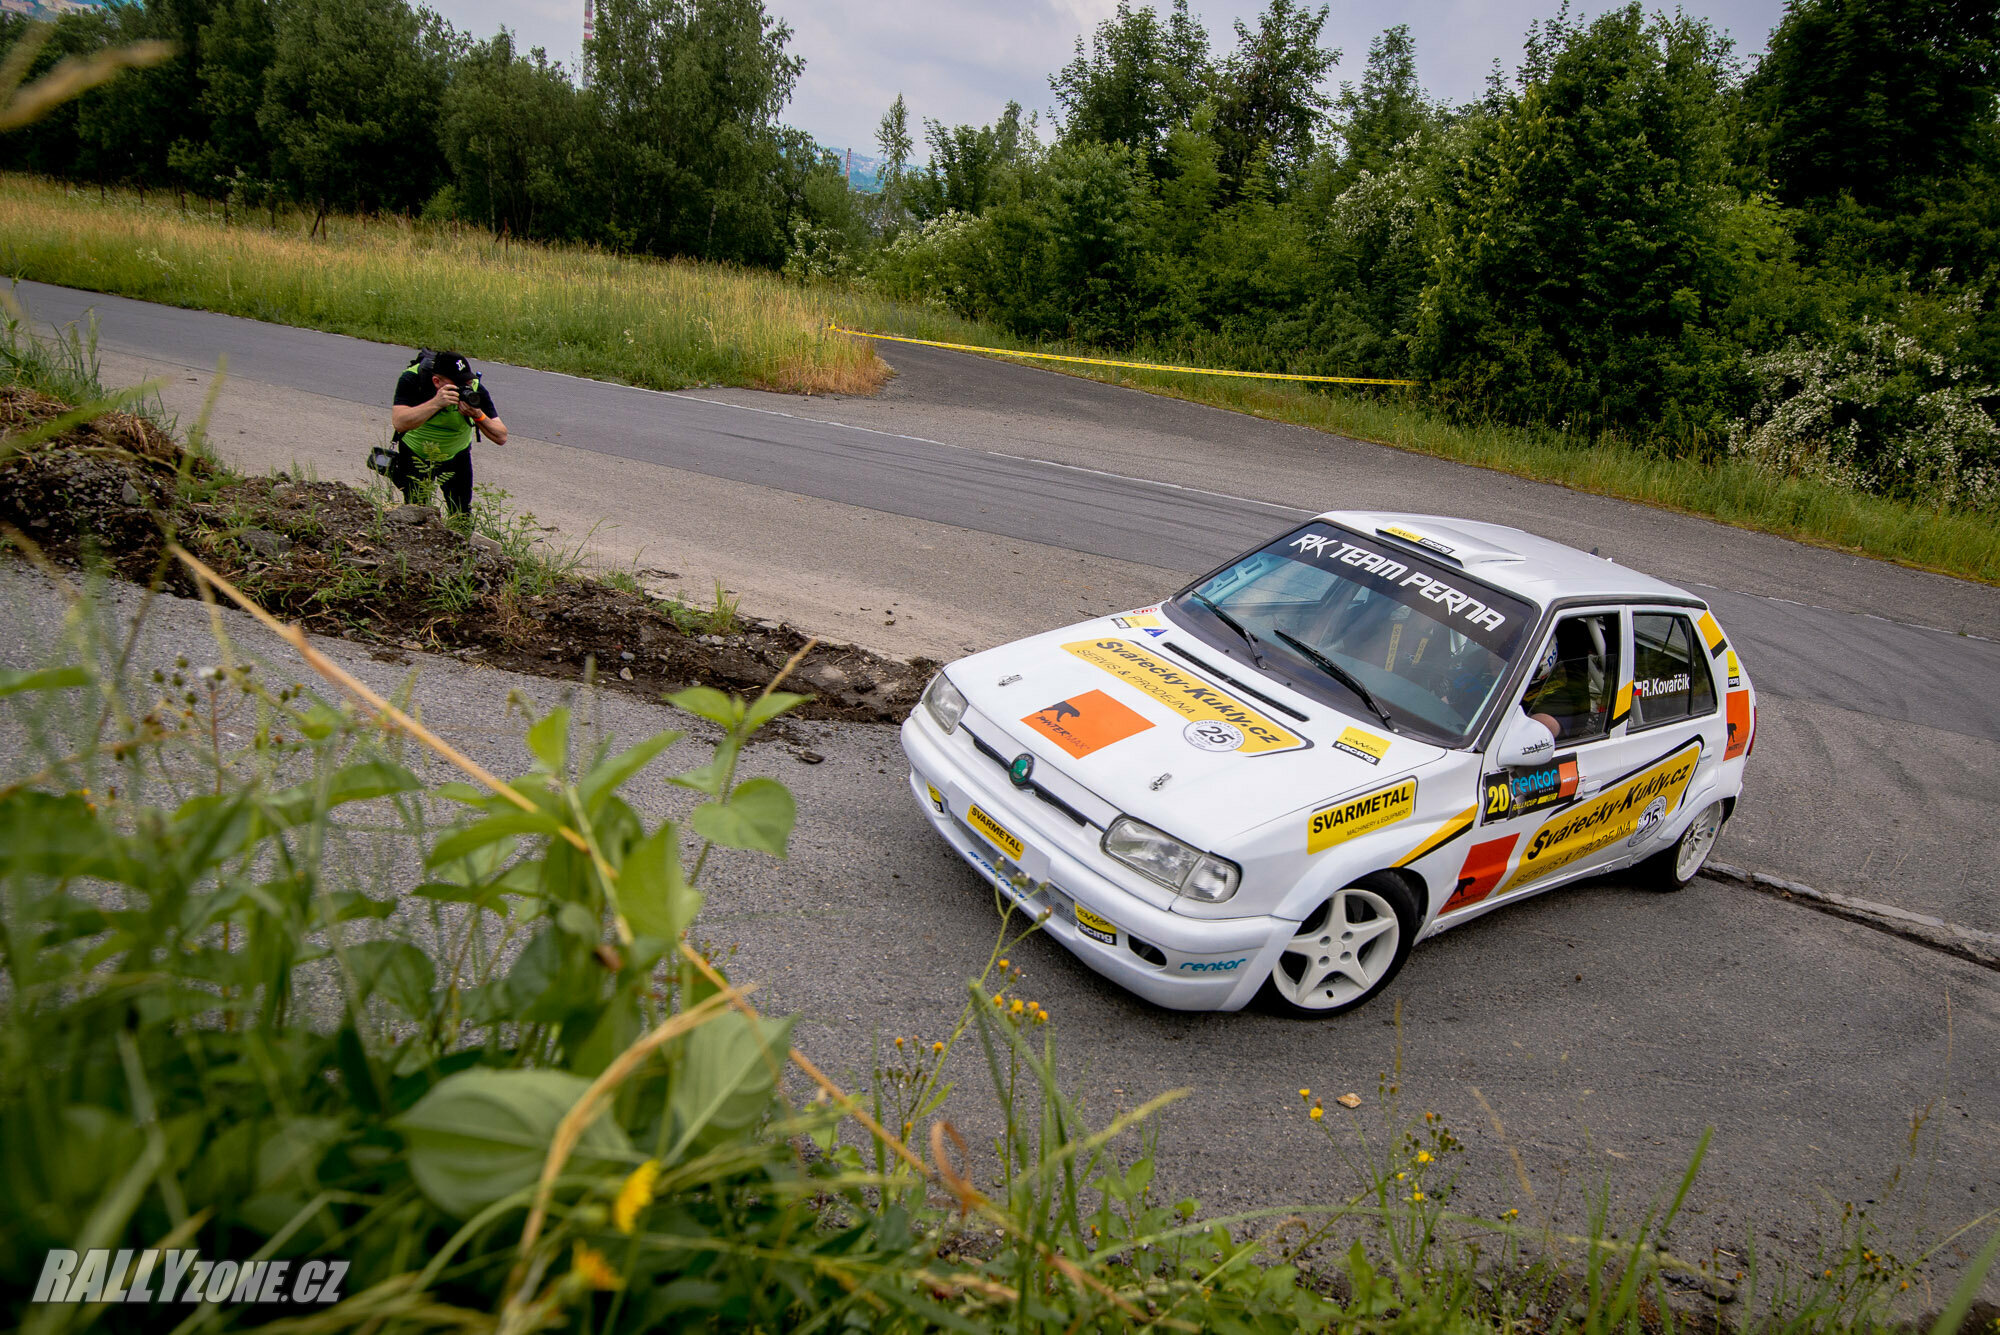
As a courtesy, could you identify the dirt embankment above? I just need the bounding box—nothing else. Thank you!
[0,387,934,722]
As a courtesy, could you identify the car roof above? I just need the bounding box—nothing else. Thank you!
[1313,511,1699,609]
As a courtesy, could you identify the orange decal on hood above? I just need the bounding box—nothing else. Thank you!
[1023,689,1155,759]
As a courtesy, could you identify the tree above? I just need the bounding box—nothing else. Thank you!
[874,91,913,230]
[1743,0,2000,211]
[588,0,804,262]
[440,31,592,240]
[1334,25,1434,182]
[1413,4,1742,439]
[1210,0,1337,192]
[258,0,446,229]
[169,0,276,210]
[1050,0,1210,172]
[909,101,1033,219]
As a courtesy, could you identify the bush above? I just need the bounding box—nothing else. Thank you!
[1731,317,2000,509]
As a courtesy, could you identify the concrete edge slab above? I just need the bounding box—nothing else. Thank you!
[1705,860,2000,970]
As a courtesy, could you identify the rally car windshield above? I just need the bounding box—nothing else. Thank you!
[1172,523,1536,746]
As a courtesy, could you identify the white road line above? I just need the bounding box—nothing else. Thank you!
[1687,581,1996,643]
[673,392,1315,517]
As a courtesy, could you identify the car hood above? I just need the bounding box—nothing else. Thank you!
[950,612,1450,845]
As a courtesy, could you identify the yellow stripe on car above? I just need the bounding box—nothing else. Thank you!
[1395,805,1477,868]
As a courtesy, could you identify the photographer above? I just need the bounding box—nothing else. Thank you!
[386,350,508,516]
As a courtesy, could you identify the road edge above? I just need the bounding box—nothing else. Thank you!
[1706,860,2000,971]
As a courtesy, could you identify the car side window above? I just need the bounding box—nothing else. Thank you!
[1631,613,1716,729]
[1518,612,1621,745]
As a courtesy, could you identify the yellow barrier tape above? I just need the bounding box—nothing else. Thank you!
[828,324,1417,387]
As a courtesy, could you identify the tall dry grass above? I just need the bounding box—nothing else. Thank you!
[0,176,886,395]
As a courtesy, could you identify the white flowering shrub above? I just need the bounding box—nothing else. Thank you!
[781,219,856,283]
[1729,318,2000,511]
[862,209,991,311]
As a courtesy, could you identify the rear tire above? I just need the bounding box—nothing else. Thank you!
[1636,799,1726,892]
[1257,872,1421,1018]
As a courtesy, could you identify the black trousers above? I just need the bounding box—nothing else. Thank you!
[389,442,473,514]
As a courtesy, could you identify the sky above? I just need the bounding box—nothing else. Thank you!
[424,0,1789,155]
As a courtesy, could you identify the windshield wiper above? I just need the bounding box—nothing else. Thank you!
[1191,593,1265,665]
[1273,629,1398,732]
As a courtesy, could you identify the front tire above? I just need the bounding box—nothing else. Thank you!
[1258,872,1420,1018]
[1636,799,1726,892]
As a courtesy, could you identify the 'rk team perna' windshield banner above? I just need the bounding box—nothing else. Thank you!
[1279,524,1533,657]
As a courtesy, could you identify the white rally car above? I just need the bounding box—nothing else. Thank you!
[900,513,1757,1015]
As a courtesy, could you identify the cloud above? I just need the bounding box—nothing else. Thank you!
[423,0,1786,155]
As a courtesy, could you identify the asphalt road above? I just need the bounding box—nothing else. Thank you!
[4,569,1992,1300]
[18,280,2000,938]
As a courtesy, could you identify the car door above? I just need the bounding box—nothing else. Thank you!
[1440,606,1630,917]
[1600,604,1729,867]
[1490,604,1726,902]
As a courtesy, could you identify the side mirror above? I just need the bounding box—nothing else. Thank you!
[1495,713,1557,769]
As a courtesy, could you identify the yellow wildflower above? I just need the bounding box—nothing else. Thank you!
[1411,1191,1426,1203]
[1299,1088,1311,1099]
[998,958,1009,969]
[991,992,1005,1007]
[932,1041,945,1053]
[1416,1150,1433,1164]
[1396,1172,1407,1180]
[894,1036,904,1048]
[612,1159,661,1234]
[572,1243,622,1290]
[1309,1106,1324,1121]
[1011,998,1025,1015]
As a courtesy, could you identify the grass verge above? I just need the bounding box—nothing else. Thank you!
[0,175,887,394]
[5,175,1993,584]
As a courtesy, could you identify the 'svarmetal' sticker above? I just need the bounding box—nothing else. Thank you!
[1073,904,1118,944]
[1022,689,1154,759]
[1307,777,1418,855]
[966,804,1025,861]
[1499,739,1702,893]
[1062,639,1307,755]
[1333,726,1390,765]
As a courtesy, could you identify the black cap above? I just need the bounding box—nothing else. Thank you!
[432,351,474,385]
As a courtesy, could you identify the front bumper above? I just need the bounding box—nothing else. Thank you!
[898,710,1288,1012]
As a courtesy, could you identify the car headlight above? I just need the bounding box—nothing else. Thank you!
[922,672,968,734]
[1102,816,1240,903]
